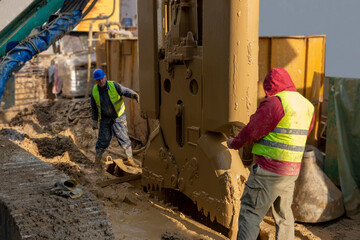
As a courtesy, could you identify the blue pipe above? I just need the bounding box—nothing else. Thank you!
[0,10,82,104]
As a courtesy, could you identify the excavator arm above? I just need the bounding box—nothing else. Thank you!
[0,0,97,105]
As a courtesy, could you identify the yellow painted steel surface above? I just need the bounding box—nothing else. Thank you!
[138,1,258,237]
[258,35,326,147]
[203,0,259,132]
[76,0,120,32]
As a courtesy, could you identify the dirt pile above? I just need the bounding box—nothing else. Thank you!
[33,135,89,162]
[0,98,228,239]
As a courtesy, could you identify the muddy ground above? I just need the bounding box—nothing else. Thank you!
[1,98,359,240]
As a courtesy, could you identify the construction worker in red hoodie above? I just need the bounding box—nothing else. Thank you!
[227,68,315,240]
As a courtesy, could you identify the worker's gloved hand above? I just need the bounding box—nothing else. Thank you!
[131,93,140,103]
[92,120,98,130]
[227,137,234,149]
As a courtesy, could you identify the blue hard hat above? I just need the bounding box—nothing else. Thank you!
[93,69,106,80]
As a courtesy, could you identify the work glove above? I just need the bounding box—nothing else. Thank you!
[227,137,235,149]
[131,93,140,103]
[92,120,98,130]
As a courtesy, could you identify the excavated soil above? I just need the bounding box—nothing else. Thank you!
[1,98,359,240]
[0,135,114,239]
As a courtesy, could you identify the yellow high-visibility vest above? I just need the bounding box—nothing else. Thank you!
[92,81,125,120]
[252,91,314,162]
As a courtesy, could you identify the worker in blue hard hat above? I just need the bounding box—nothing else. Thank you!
[90,68,140,170]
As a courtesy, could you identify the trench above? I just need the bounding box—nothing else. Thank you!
[0,200,20,240]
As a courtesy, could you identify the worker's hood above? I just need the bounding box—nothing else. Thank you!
[263,68,297,97]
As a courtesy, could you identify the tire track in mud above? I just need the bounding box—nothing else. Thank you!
[0,136,114,240]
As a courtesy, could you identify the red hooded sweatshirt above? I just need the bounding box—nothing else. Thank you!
[230,68,314,175]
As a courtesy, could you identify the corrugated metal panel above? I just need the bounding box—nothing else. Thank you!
[259,35,326,147]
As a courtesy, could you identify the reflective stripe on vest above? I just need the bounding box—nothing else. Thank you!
[252,91,314,162]
[92,81,125,120]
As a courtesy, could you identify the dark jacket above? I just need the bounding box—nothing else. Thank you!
[90,81,136,122]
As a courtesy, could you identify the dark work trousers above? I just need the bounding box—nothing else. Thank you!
[95,113,133,159]
[237,164,299,240]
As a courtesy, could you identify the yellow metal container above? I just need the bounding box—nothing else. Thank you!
[76,0,120,32]
[259,35,326,147]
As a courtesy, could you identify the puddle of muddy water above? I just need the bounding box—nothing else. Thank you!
[105,193,227,240]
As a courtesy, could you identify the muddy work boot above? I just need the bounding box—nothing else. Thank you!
[123,158,140,168]
[123,147,140,167]
[94,150,105,171]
